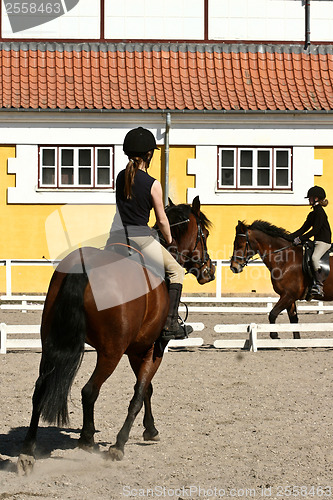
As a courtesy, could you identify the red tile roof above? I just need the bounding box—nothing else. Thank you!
[1,42,333,111]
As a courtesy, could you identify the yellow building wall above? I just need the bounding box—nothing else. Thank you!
[0,145,332,296]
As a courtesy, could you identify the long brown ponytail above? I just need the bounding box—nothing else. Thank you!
[124,151,153,199]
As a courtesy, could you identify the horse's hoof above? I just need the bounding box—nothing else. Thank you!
[17,454,35,476]
[270,333,280,340]
[143,430,160,442]
[106,445,124,461]
[78,437,95,453]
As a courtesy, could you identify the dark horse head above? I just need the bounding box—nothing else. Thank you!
[164,196,215,284]
[230,219,291,274]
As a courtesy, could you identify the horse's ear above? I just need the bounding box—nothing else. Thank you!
[192,196,200,216]
[168,197,175,207]
[237,220,247,232]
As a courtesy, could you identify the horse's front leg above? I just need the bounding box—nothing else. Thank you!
[107,348,162,461]
[268,295,294,339]
[287,302,300,339]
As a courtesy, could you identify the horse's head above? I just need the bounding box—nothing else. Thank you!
[166,196,215,284]
[230,220,256,273]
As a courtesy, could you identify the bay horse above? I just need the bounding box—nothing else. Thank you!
[230,220,333,339]
[17,196,215,475]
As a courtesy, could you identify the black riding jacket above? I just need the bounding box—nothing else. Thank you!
[290,203,331,244]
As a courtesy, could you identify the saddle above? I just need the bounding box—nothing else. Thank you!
[104,231,165,281]
[302,240,332,289]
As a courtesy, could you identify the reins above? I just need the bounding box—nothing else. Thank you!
[158,217,210,270]
[233,231,293,268]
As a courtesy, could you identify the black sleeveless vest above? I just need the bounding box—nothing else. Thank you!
[114,169,155,228]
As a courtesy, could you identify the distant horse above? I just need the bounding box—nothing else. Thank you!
[17,196,215,475]
[230,220,333,339]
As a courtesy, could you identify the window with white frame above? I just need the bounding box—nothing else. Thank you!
[217,147,292,190]
[38,146,114,189]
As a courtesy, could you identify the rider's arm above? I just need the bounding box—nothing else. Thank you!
[151,180,172,245]
[289,213,313,240]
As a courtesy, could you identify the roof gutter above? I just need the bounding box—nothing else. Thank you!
[2,107,333,115]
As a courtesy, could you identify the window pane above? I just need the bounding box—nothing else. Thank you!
[276,150,288,167]
[79,149,92,166]
[98,149,110,166]
[258,150,270,168]
[221,150,234,168]
[42,167,55,185]
[276,169,289,186]
[97,168,110,185]
[61,168,74,185]
[240,150,253,168]
[257,169,270,186]
[42,149,55,166]
[79,168,91,185]
[221,169,234,186]
[240,169,252,185]
[61,149,74,166]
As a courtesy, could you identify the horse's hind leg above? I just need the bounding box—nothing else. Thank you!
[107,349,163,461]
[143,383,160,442]
[287,302,300,339]
[79,353,122,451]
[17,375,44,475]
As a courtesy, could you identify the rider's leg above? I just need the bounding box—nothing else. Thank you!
[311,241,331,296]
[129,235,193,339]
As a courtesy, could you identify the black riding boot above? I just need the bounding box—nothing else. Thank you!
[160,283,193,340]
[310,269,324,298]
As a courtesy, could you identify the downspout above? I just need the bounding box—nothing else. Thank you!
[164,112,171,206]
[305,0,310,50]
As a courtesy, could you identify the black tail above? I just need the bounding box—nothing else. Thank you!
[37,271,88,426]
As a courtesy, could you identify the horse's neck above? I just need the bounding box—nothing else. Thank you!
[252,233,286,262]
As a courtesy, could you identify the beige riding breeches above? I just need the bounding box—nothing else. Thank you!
[129,235,185,284]
[312,240,332,271]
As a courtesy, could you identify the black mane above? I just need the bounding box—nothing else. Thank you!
[249,220,291,240]
[164,203,212,240]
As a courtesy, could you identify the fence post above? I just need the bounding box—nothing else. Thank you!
[249,323,257,352]
[5,260,12,297]
[0,323,7,354]
[216,260,222,299]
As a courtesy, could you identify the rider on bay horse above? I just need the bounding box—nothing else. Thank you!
[106,126,193,340]
[290,185,332,298]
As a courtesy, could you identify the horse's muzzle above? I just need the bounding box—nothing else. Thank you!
[230,262,243,274]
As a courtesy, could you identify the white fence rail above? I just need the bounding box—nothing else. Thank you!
[1,321,333,354]
[214,322,333,352]
[1,258,333,315]
[0,258,256,299]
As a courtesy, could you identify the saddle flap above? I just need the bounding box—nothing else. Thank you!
[303,241,330,280]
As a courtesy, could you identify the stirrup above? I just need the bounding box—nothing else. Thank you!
[310,284,324,297]
[160,321,193,341]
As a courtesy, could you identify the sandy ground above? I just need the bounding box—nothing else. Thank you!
[0,304,332,500]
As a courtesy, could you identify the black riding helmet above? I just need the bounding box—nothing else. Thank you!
[306,185,326,200]
[123,127,158,156]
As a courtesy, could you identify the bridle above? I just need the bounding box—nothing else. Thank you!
[231,232,258,270]
[173,219,211,273]
[232,230,293,270]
